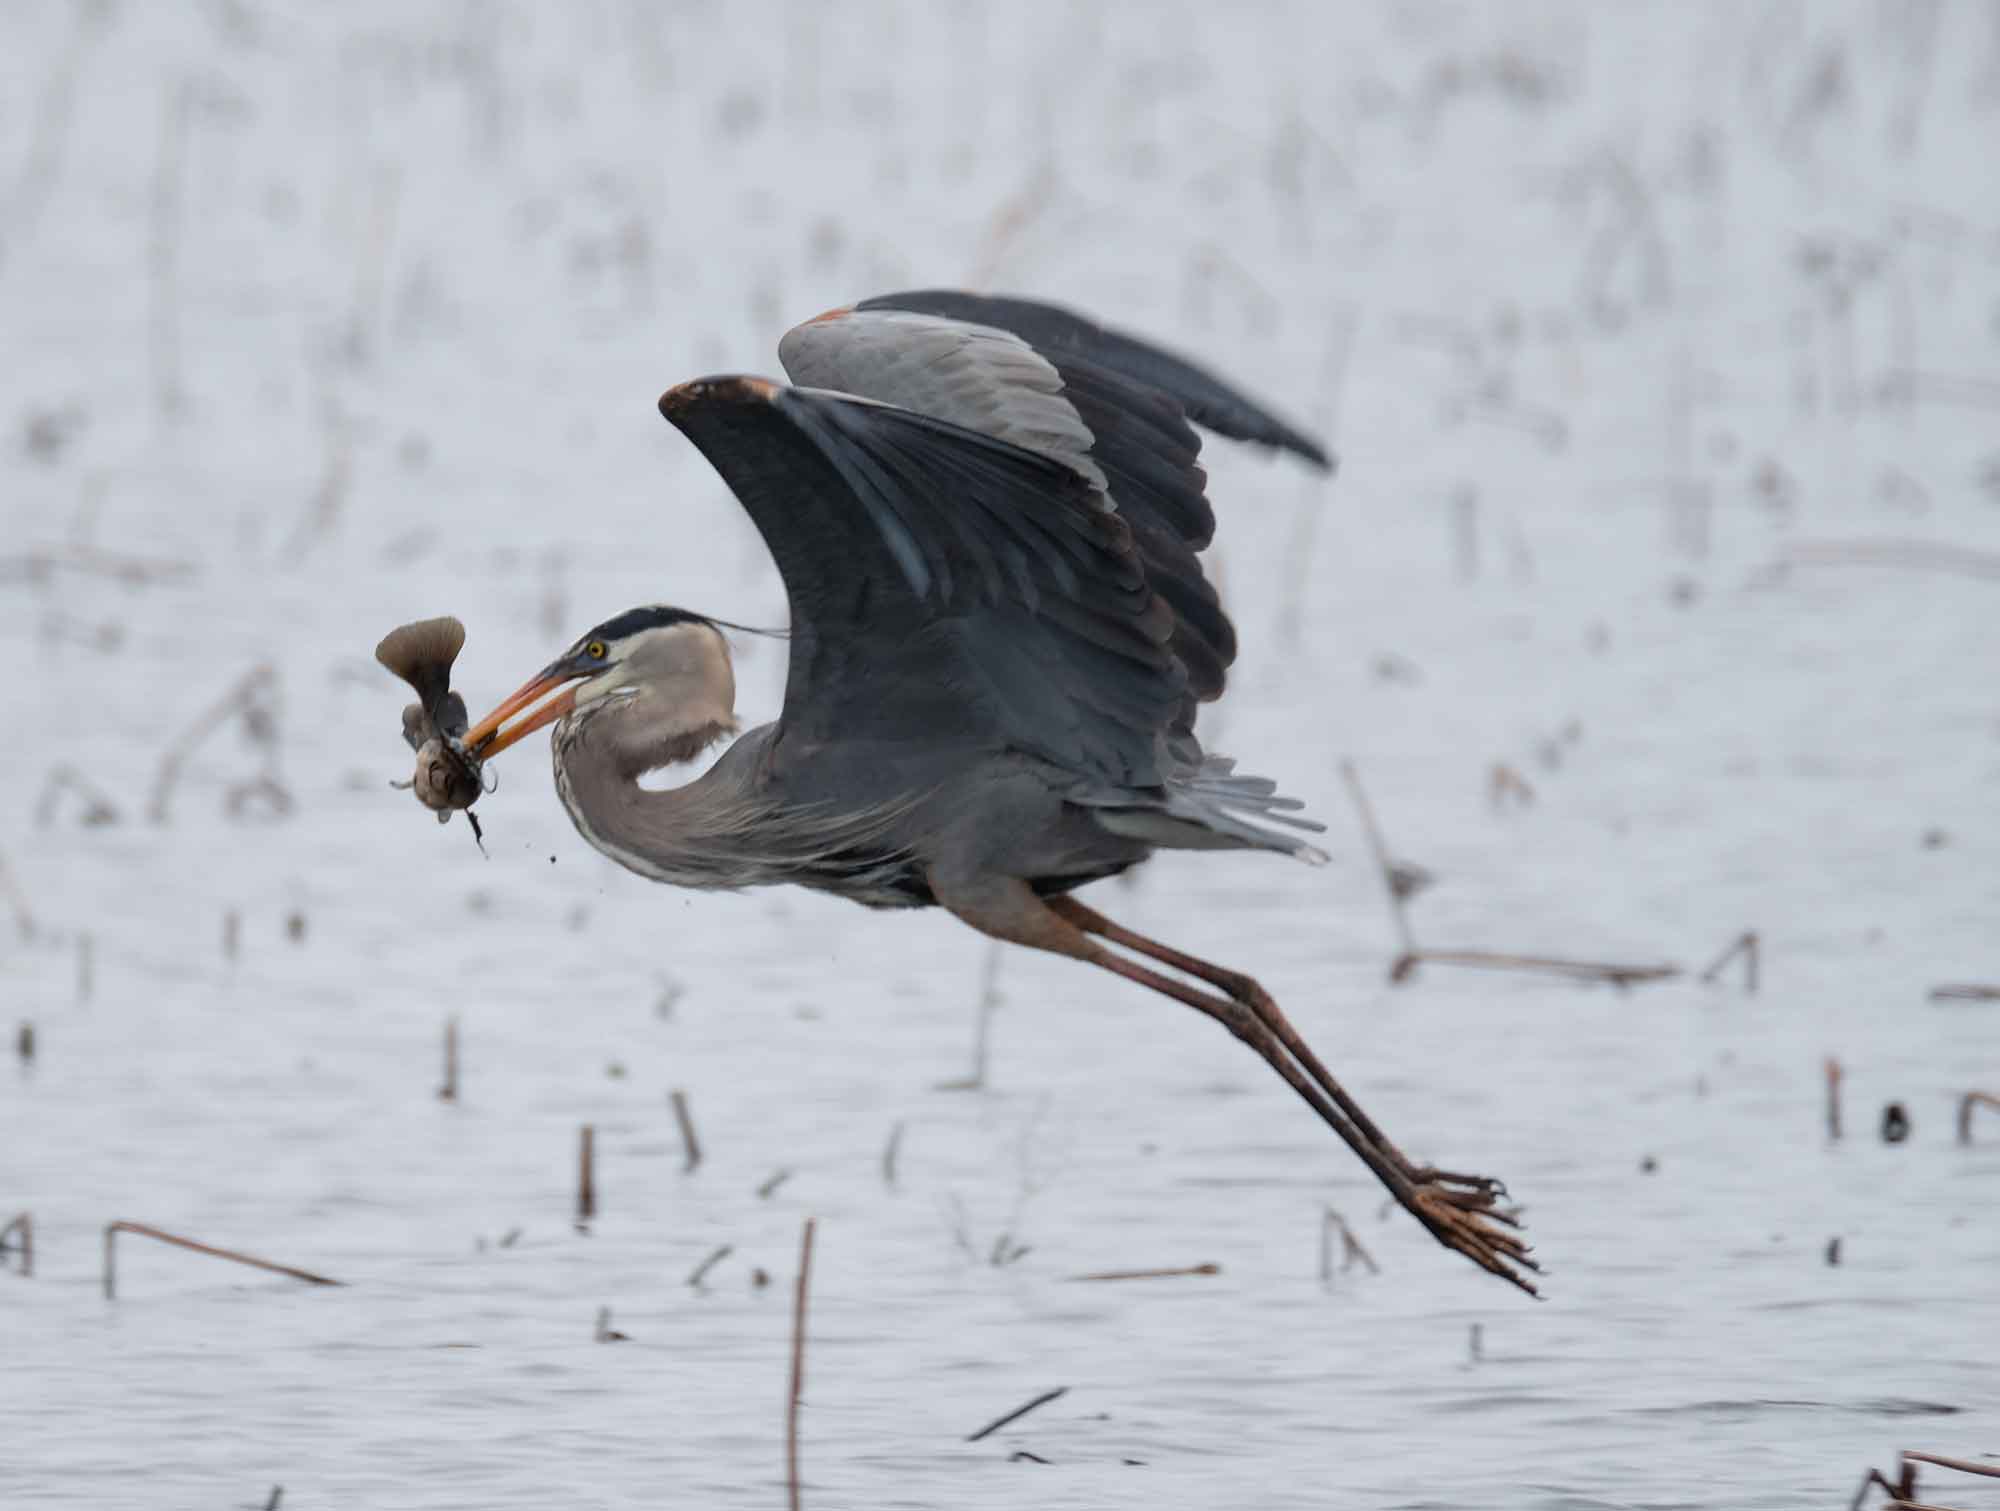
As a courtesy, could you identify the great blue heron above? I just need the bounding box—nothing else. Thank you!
[462,291,1535,1293]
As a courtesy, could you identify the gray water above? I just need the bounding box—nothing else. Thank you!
[3,3,1999,1507]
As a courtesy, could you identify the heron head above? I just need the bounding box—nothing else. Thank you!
[463,606,737,772]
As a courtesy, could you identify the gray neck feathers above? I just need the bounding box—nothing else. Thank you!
[545,621,921,899]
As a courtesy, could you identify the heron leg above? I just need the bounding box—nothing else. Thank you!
[1048,897,1500,1194]
[935,878,1535,1294]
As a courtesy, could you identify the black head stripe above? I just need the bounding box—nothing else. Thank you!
[585,605,713,645]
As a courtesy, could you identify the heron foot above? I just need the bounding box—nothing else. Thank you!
[1397,1164,1539,1296]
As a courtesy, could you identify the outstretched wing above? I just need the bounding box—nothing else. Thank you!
[850,290,1332,468]
[658,377,1183,789]
[776,295,1329,740]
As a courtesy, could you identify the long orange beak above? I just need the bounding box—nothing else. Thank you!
[462,666,580,759]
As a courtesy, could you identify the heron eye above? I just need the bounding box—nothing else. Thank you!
[585,640,607,660]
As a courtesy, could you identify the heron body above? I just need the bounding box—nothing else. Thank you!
[462,291,1536,1293]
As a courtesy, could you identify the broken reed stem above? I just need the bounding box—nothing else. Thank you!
[1697,930,1760,993]
[1065,1263,1220,1282]
[1782,536,2000,581]
[1338,760,1417,958]
[146,663,278,824]
[1323,1208,1379,1277]
[1930,983,2000,1003]
[0,543,197,587]
[0,849,38,940]
[688,1244,732,1288]
[786,1216,817,1511]
[1957,1092,2000,1145]
[881,1121,904,1188]
[1,1212,32,1277]
[758,1169,792,1200]
[101,1221,340,1300]
[1826,1058,1845,1142]
[1396,948,1680,988]
[438,1015,459,1103]
[939,943,1004,1090]
[1849,1448,2000,1511]
[577,1125,596,1226]
[34,764,123,829]
[966,1386,1069,1443]
[1902,1450,2000,1481]
[671,1089,701,1172]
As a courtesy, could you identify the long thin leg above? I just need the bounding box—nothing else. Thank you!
[1051,897,1503,1197]
[935,879,1536,1294]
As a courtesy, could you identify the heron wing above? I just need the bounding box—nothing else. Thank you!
[657,376,1183,788]
[848,290,1332,469]
[776,298,1329,736]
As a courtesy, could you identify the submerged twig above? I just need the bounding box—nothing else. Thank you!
[0,1213,32,1277]
[1849,1446,2000,1511]
[0,850,39,940]
[688,1244,732,1288]
[438,1016,459,1103]
[1957,1092,2000,1145]
[1338,760,1418,959]
[881,1121,904,1188]
[34,765,121,828]
[1780,538,2000,581]
[0,543,195,587]
[671,1089,702,1172]
[576,1125,597,1227]
[1697,930,1760,993]
[102,1221,340,1299]
[1826,1058,1845,1142]
[1319,1207,1379,1281]
[937,942,1004,1091]
[1392,949,1680,989]
[147,664,281,825]
[1930,983,2000,1003]
[1065,1263,1220,1282]
[967,1386,1069,1443]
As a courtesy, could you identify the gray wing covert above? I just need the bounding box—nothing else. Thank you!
[657,377,1183,789]
[779,299,1320,739]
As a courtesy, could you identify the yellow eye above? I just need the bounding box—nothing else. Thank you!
[585,640,607,660]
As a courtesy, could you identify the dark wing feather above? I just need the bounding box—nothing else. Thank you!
[658,378,1182,788]
[856,289,1333,470]
[779,301,1308,745]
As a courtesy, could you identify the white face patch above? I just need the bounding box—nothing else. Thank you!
[576,621,736,726]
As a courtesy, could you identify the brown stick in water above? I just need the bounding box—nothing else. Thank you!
[102,1221,340,1299]
[1338,760,1417,960]
[1399,948,1680,988]
[1066,1263,1221,1282]
[786,1217,817,1511]
[672,1089,702,1172]
[1957,1092,2000,1146]
[0,1212,32,1277]
[438,1015,459,1103]
[1930,983,2000,1003]
[577,1125,596,1227]
[1697,930,1760,993]
[966,1386,1069,1443]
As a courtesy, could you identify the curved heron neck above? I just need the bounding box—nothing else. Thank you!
[551,717,755,890]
